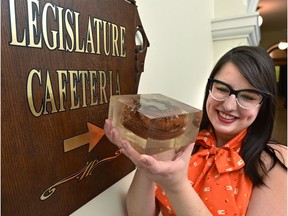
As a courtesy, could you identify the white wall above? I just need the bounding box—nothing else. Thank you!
[137,0,214,110]
[214,0,247,17]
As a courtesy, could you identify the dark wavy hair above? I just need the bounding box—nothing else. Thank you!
[198,46,286,186]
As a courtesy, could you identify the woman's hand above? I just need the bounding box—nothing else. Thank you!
[104,119,195,192]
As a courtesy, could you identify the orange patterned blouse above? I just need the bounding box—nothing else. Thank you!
[155,128,253,216]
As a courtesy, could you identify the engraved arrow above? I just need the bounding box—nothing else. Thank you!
[64,122,104,153]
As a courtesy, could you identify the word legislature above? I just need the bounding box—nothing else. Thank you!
[9,0,126,57]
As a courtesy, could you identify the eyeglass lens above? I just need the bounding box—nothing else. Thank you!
[210,81,263,109]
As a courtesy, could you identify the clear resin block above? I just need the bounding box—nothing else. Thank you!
[108,94,202,155]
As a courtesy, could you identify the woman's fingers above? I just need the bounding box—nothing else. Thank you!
[120,140,165,171]
[104,119,123,149]
[153,149,177,161]
[120,140,145,167]
[104,118,196,185]
[104,119,113,140]
[111,128,122,145]
[176,142,195,160]
[104,119,150,169]
[138,143,195,175]
[139,155,169,174]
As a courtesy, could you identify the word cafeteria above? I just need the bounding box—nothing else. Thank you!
[27,69,120,117]
[27,69,121,117]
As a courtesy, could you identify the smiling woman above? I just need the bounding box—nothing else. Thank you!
[105,46,287,216]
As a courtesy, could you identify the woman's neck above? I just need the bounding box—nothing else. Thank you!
[214,131,234,148]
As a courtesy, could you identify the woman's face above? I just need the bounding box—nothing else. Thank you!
[206,62,261,144]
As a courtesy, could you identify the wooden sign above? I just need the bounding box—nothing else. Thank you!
[1,0,149,215]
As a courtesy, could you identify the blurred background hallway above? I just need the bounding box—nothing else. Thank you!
[258,0,287,145]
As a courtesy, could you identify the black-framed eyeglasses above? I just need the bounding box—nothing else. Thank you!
[208,78,270,109]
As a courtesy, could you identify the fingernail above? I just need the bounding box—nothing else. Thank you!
[111,130,115,138]
[122,140,128,149]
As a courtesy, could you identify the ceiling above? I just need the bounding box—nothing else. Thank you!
[258,0,287,65]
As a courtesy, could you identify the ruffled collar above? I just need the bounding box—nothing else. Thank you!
[195,128,247,173]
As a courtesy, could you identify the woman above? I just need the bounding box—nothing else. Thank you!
[104,46,287,215]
